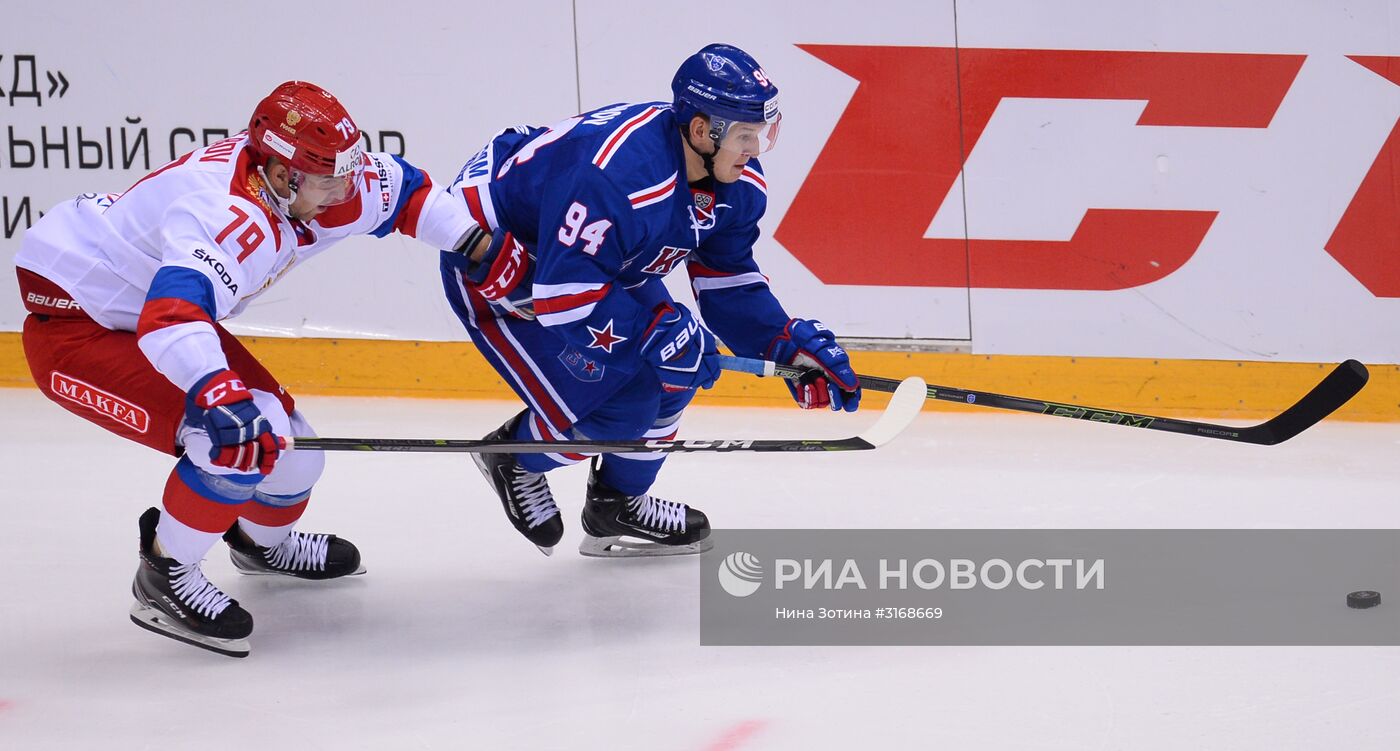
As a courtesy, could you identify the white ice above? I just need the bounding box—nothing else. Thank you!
[2,388,1398,750]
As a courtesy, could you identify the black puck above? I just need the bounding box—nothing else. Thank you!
[1346,590,1381,609]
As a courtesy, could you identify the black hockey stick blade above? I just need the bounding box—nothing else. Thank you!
[1231,358,1370,445]
[286,376,925,454]
[720,355,1369,446]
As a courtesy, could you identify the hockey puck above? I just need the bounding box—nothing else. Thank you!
[1346,590,1381,609]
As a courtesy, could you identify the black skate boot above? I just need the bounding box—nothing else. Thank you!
[471,411,565,556]
[579,461,712,558]
[224,524,365,580]
[129,507,254,658]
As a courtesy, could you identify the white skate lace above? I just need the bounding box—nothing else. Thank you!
[627,495,687,533]
[169,562,233,618]
[512,467,560,528]
[265,532,330,572]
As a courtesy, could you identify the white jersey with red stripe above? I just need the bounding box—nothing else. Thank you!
[16,133,476,390]
[446,101,791,367]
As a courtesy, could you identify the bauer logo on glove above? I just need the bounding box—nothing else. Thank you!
[641,303,721,392]
[659,318,701,362]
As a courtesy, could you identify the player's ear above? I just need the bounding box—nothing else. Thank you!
[688,115,710,143]
[263,157,290,188]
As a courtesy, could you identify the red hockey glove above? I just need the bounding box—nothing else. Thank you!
[465,230,531,302]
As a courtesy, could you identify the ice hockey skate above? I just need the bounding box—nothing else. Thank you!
[129,507,253,658]
[224,524,366,580]
[579,461,712,558]
[472,411,565,556]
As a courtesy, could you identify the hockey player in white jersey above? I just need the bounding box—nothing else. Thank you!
[14,81,485,657]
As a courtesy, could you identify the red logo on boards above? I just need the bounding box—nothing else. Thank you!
[1324,56,1400,297]
[50,372,151,434]
[777,47,1400,296]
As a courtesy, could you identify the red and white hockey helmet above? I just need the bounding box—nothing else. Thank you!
[248,81,364,206]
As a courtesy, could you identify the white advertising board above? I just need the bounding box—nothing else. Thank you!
[3,1,1396,362]
[0,0,578,340]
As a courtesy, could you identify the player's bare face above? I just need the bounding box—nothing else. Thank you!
[287,191,325,222]
[710,145,750,183]
[684,116,775,183]
[710,122,770,183]
[712,125,762,182]
[289,174,356,221]
[265,160,357,222]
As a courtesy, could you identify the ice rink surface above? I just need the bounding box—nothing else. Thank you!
[2,387,1398,750]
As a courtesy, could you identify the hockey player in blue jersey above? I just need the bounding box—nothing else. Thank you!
[440,43,861,557]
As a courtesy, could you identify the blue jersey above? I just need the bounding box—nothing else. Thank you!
[446,102,790,370]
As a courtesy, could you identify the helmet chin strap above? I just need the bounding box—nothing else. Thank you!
[682,130,720,182]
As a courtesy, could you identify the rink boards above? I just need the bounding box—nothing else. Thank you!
[1,332,1392,420]
[0,1,1395,415]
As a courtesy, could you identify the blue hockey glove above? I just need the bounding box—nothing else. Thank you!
[766,318,861,412]
[640,303,721,392]
[185,369,283,474]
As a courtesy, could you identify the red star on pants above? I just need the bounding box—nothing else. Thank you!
[586,320,627,353]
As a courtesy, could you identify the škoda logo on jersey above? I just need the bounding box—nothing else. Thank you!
[50,372,150,434]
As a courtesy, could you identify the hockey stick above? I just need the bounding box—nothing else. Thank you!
[719,355,1369,446]
[286,375,925,454]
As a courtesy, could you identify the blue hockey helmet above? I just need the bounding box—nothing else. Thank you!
[671,43,781,155]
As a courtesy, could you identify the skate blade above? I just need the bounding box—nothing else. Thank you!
[578,535,714,558]
[128,603,250,658]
